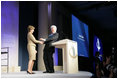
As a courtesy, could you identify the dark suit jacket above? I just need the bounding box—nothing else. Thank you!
[44,33,59,53]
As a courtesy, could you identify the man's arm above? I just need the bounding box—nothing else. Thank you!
[45,33,59,43]
[40,33,59,44]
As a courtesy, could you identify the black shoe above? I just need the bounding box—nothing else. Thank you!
[43,71,49,73]
[27,71,32,74]
[49,71,55,73]
[32,72,35,74]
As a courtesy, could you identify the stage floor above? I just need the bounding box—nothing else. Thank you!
[1,71,93,78]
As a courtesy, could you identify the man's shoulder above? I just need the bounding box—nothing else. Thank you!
[55,33,59,35]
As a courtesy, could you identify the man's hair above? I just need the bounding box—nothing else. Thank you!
[50,25,57,31]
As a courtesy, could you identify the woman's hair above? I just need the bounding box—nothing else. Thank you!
[27,25,35,32]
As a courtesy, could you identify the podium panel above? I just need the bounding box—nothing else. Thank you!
[52,39,78,73]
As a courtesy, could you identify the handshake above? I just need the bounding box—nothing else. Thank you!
[39,38,45,44]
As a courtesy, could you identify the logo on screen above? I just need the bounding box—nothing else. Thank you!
[96,38,101,51]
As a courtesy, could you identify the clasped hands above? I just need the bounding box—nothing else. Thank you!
[39,38,45,44]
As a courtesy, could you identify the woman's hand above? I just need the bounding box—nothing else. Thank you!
[39,41,44,44]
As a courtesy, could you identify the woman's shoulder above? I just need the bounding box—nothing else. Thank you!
[28,32,32,36]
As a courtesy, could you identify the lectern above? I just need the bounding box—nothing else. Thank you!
[52,39,78,74]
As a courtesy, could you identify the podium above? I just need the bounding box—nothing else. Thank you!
[52,39,78,74]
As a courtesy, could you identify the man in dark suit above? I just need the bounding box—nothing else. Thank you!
[40,25,59,73]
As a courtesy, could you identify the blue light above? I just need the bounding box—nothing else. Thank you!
[93,36,103,61]
[53,48,58,66]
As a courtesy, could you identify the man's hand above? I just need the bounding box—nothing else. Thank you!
[40,38,45,41]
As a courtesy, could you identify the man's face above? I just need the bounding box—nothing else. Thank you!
[51,27,56,33]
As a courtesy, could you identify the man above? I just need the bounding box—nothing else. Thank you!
[95,52,102,77]
[40,25,59,73]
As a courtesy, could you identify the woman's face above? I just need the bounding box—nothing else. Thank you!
[30,29,34,33]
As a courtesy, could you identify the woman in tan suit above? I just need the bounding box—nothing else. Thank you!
[27,25,42,74]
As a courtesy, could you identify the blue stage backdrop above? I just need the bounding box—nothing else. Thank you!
[72,15,89,57]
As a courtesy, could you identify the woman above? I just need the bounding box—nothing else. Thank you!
[27,25,42,74]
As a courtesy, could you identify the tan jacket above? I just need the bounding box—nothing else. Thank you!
[27,32,40,46]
